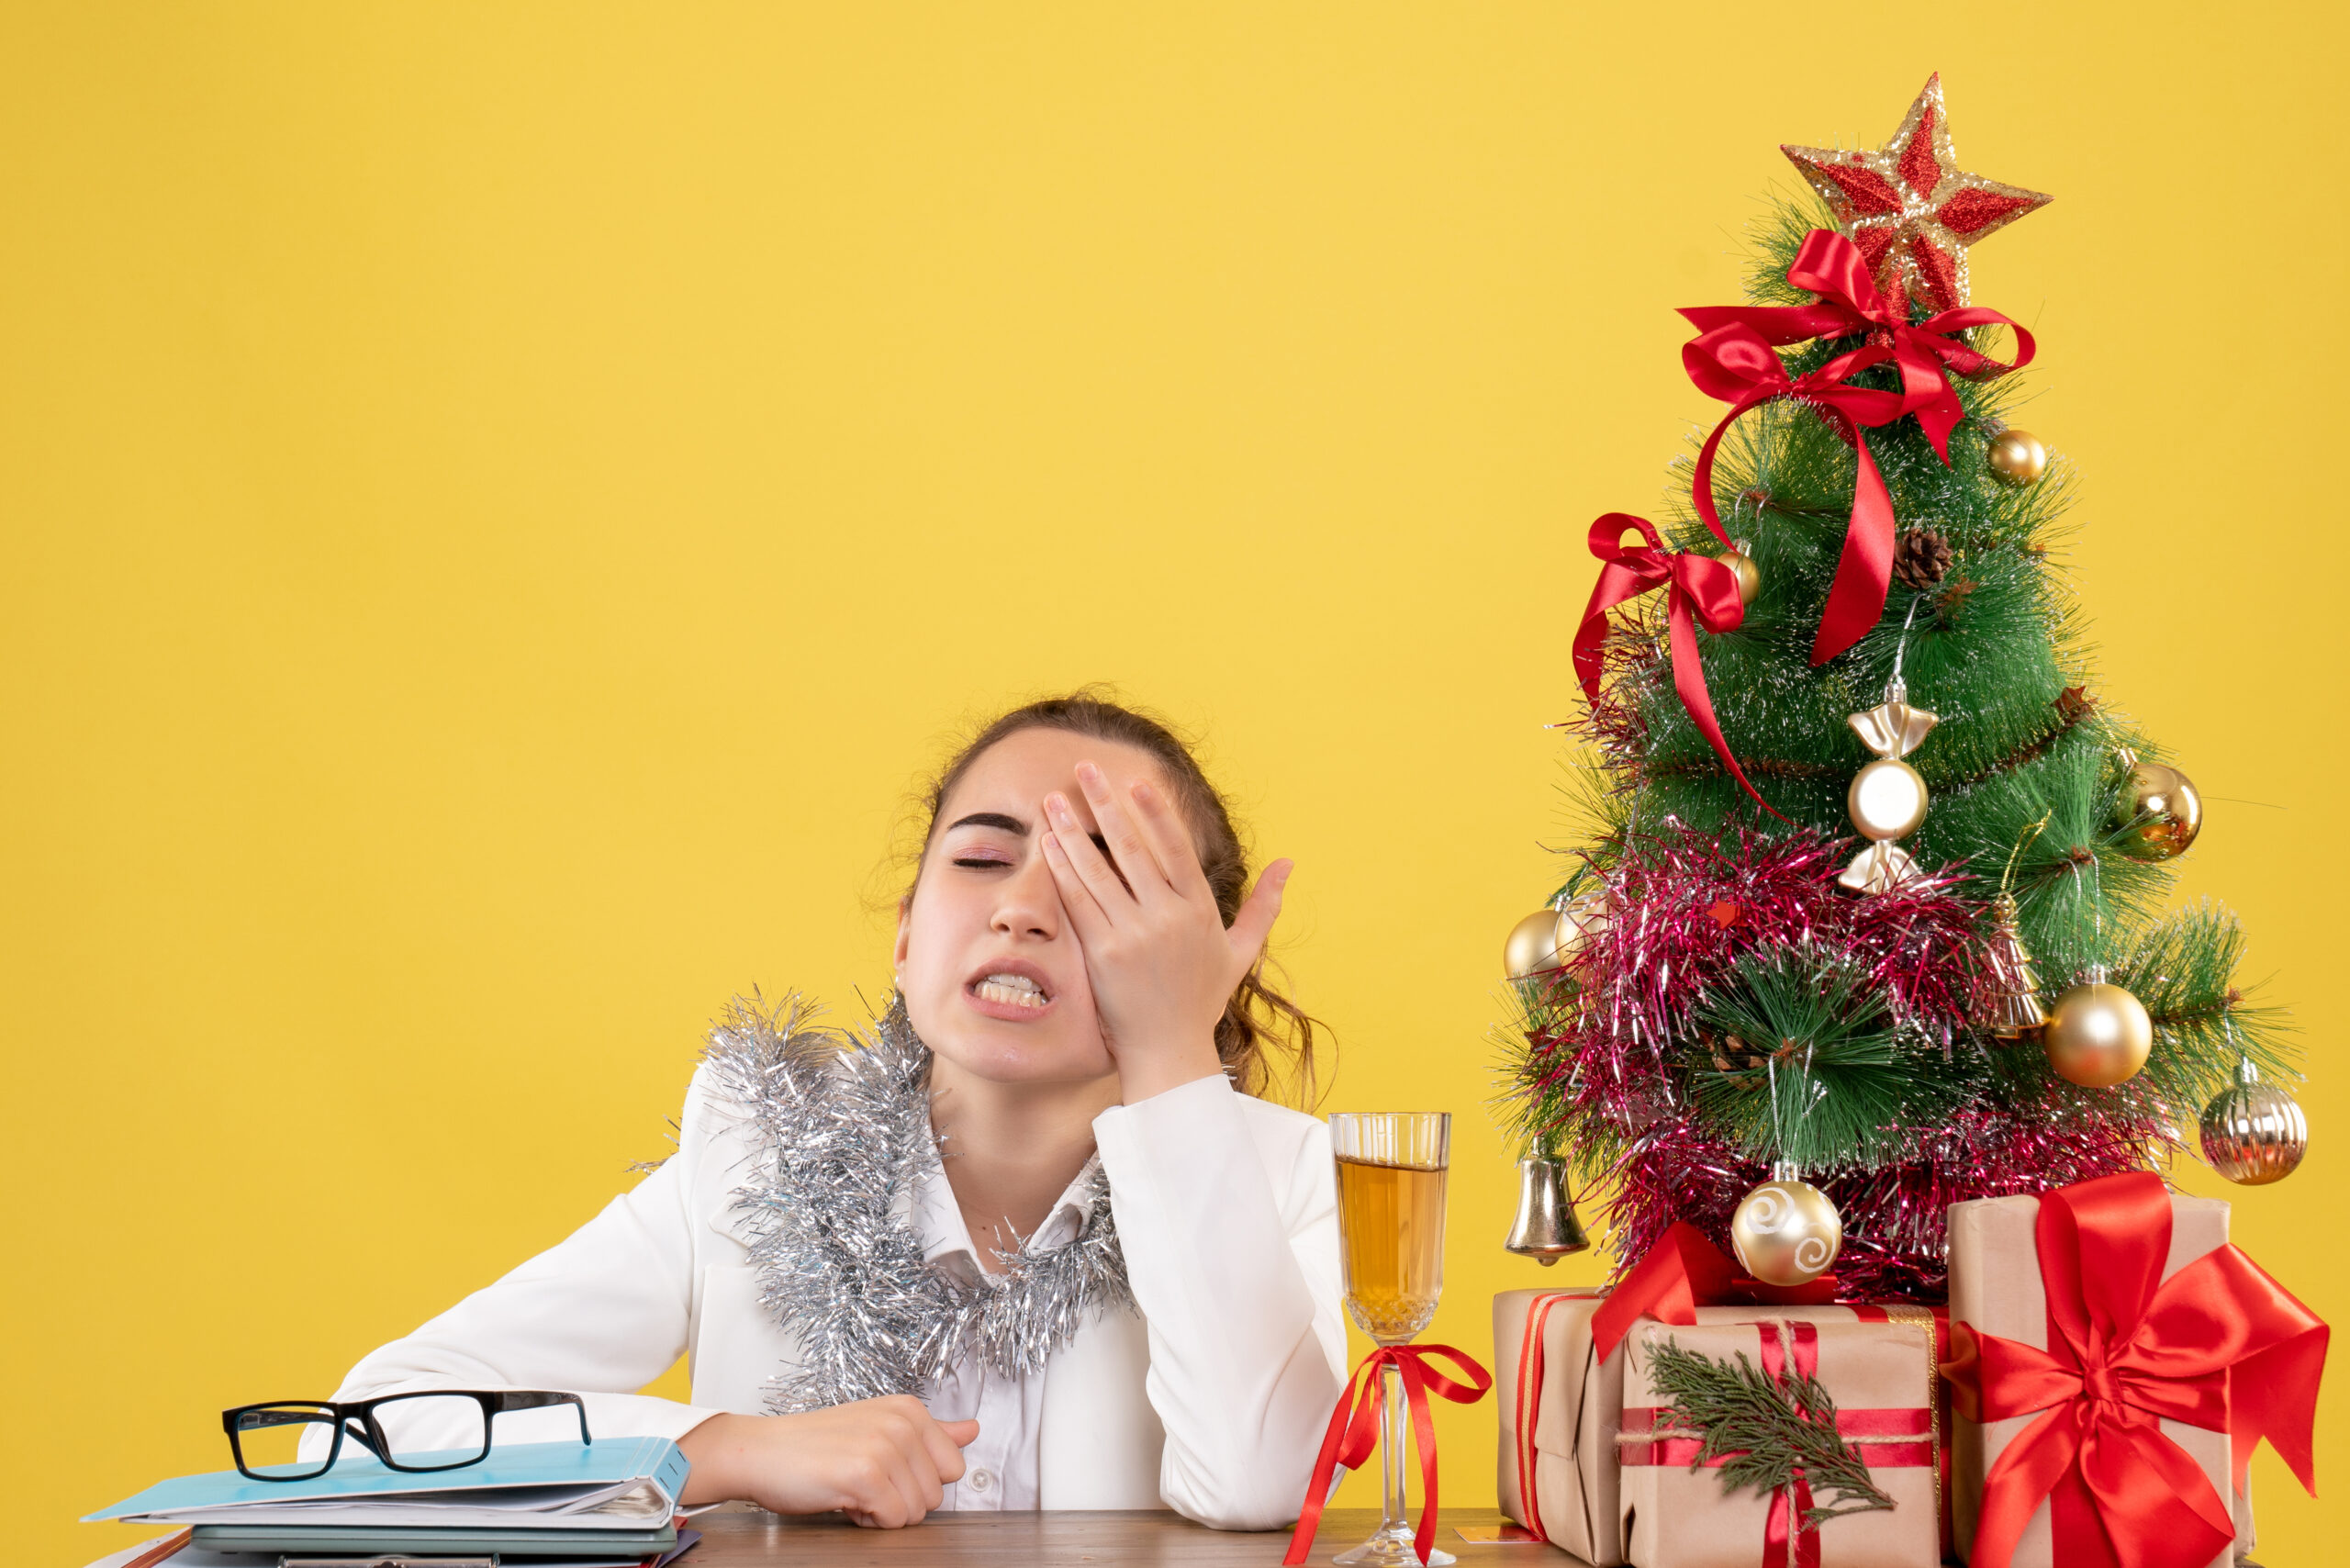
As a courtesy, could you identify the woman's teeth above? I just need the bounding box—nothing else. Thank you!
[975,973,1048,1009]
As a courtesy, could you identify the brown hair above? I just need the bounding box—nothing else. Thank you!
[906,688,1324,1106]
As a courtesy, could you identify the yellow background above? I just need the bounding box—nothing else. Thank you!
[7,5,2344,1562]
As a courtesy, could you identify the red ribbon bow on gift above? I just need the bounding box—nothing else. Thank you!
[1589,1223,1844,1361]
[1573,513,1785,820]
[1284,1343,1492,1568]
[1678,229,2035,666]
[1941,1171,2329,1568]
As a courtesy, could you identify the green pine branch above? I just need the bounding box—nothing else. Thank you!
[1645,1337,1895,1528]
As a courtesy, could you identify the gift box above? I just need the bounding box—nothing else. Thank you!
[1494,1283,1949,1565]
[1948,1190,2232,1568]
[1617,1316,1941,1568]
[1945,1176,2326,1568]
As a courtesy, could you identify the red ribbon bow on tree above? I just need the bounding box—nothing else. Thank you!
[1678,228,2035,666]
[1283,1343,1492,1568]
[1941,1172,2329,1568]
[1574,513,1785,819]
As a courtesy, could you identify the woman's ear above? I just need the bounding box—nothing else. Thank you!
[892,893,912,980]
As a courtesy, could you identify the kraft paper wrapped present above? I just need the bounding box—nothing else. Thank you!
[1617,1316,1940,1568]
[1493,1288,1948,1564]
[1947,1189,2257,1568]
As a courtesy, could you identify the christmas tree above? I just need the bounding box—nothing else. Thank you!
[1502,76,2307,1301]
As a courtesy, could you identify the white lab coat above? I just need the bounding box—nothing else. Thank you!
[327,1069,1348,1530]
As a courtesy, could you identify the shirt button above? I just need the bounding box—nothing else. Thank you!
[967,1468,994,1495]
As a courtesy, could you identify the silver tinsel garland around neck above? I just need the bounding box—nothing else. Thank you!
[698,991,1133,1416]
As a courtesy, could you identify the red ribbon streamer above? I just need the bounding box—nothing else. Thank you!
[1589,1223,1841,1362]
[1508,1293,1580,1543]
[1941,1171,2329,1568]
[1677,228,2035,667]
[1284,1343,1493,1568]
[1619,1403,1933,1471]
[1574,513,1785,821]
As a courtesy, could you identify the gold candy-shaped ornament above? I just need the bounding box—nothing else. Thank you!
[1839,679,1938,893]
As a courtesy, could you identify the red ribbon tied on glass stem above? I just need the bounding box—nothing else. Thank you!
[1574,514,1785,821]
[1679,228,2036,667]
[1283,1343,1492,1568]
[1941,1172,2328,1568]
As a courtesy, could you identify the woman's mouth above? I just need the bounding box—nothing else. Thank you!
[968,970,1053,1014]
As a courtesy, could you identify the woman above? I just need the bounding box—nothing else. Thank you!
[320,693,1347,1531]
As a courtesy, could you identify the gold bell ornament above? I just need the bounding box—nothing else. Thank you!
[1502,891,1612,981]
[1730,1160,1843,1287]
[2199,1058,2309,1186]
[1975,815,2053,1038]
[1976,893,2048,1037]
[2042,966,2153,1088]
[1838,677,1938,894]
[1503,1156,1594,1264]
[2109,749,2202,861]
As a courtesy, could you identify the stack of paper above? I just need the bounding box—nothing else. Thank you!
[85,1438,693,1564]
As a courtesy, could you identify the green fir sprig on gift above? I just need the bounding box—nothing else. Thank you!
[1644,1337,1894,1528]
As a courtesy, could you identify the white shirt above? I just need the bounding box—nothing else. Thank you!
[323,1069,1347,1529]
[913,1151,1097,1511]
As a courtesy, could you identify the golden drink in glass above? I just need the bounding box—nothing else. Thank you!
[1327,1113,1452,1567]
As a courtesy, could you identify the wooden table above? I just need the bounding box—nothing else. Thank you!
[684,1506,1563,1565]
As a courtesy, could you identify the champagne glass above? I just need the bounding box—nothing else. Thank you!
[1327,1112,1451,1567]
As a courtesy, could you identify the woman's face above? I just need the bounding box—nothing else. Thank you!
[895,727,1186,1087]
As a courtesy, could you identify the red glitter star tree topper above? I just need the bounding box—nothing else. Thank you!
[1781,73,2052,315]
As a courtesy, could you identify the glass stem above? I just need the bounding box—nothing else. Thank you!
[1380,1361,1411,1533]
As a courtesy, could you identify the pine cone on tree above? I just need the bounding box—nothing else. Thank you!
[1892,527,1953,590]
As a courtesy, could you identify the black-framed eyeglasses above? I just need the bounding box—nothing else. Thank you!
[221,1390,592,1481]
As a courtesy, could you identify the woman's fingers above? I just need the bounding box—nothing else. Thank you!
[1129,777,1214,902]
[1038,821,1113,936]
[1073,761,1176,901]
[1226,859,1294,973]
[1043,789,1136,914]
[926,1417,979,1479]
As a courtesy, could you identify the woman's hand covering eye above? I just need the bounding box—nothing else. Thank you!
[1037,761,1292,1103]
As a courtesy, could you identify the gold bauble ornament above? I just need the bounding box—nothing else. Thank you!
[2110,759,2202,861]
[1716,542,1761,609]
[1504,910,1565,981]
[2042,970,2153,1088]
[2199,1065,2308,1186]
[1502,893,1611,980]
[1975,893,2047,1038]
[1986,429,2047,487]
[1729,1166,1843,1287]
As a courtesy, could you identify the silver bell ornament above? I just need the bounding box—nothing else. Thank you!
[1503,1157,1593,1264]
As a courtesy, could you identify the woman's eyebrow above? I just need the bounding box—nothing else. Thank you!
[947,811,1028,834]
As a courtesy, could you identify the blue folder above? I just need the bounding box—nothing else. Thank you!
[85,1436,688,1529]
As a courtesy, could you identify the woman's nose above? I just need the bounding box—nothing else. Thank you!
[990,851,1062,937]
